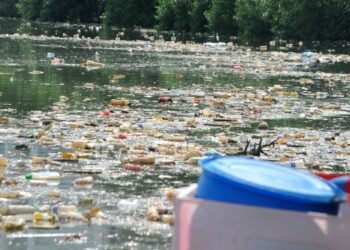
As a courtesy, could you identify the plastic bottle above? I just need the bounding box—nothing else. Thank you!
[50,205,87,222]
[90,207,107,219]
[0,167,7,177]
[110,99,129,106]
[58,212,87,222]
[0,191,20,199]
[132,157,155,165]
[0,156,8,167]
[32,157,47,165]
[138,123,153,130]
[51,205,78,216]
[79,197,93,205]
[46,52,55,59]
[117,199,138,212]
[48,191,61,198]
[117,133,128,139]
[163,134,187,142]
[88,143,108,151]
[3,217,25,232]
[71,140,87,150]
[25,172,61,180]
[165,189,176,201]
[158,96,173,103]
[124,164,143,172]
[0,205,36,215]
[74,176,94,185]
[290,160,305,169]
[161,214,174,225]
[146,207,160,221]
[33,212,55,223]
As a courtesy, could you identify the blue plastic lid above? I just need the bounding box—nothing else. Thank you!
[199,157,345,204]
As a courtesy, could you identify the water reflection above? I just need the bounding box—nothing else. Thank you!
[1,36,288,114]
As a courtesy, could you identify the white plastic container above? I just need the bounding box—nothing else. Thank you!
[172,185,350,250]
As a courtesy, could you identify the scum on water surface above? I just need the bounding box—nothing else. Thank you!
[0,26,349,249]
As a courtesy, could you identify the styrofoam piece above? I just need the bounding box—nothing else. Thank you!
[172,184,350,250]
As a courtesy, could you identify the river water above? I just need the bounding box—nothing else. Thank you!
[0,18,349,250]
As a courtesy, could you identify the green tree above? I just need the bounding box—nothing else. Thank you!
[17,0,42,20]
[40,0,104,23]
[104,0,156,27]
[236,0,350,42]
[156,0,193,33]
[206,0,237,38]
[156,0,175,31]
[235,0,272,43]
[190,0,210,33]
[270,0,323,41]
[319,0,350,41]
[81,0,105,23]
[0,0,19,17]
[40,0,68,22]
[173,0,192,32]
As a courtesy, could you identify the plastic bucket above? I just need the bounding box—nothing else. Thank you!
[196,157,345,214]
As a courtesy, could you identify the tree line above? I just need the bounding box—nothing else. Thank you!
[0,0,349,42]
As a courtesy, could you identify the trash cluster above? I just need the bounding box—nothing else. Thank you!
[0,83,349,232]
[0,31,349,248]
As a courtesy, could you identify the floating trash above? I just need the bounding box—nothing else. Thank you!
[0,27,348,249]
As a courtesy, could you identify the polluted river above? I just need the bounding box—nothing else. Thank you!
[0,20,349,250]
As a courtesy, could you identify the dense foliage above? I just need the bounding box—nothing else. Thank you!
[269,0,350,41]
[190,0,210,33]
[206,0,237,38]
[1,0,349,42]
[16,0,42,20]
[0,0,18,17]
[104,0,156,27]
[16,0,103,22]
[235,0,272,43]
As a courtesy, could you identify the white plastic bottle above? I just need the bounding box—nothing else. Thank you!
[25,172,60,180]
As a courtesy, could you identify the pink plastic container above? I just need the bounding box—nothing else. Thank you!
[172,185,350,250]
